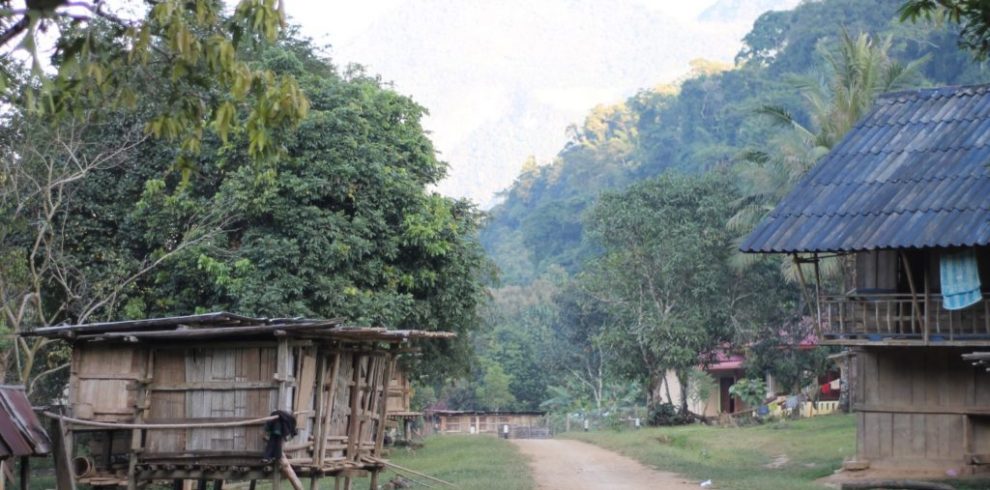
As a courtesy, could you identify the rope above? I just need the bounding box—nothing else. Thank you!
[43,412,277,429]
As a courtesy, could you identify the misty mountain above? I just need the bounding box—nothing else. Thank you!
[325,0,797,206]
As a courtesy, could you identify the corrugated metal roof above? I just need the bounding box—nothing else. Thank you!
[0,386,51,459]
[26,312,454,343]
[741,84,990,253]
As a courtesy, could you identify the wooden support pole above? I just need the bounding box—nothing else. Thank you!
[18,457,27,490]
[375,351,398,455]
[128,349,154,490]
[346,355,363,461]
[274,338,291,490]
[369,470,378,490]
[900,252,922,337]
[310,353,328,490]
[50,415,77,490]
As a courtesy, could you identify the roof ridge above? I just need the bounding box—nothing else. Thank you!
[771,207,990,219]
[877,83,990,102]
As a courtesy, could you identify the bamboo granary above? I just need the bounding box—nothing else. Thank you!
[26,312,453,489]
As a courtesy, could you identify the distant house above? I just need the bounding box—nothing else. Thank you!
[742,84,990,473]
[425,410,546,437]
[660,330,838,418]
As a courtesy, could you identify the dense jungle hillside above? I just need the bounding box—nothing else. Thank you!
[482,0,989,286]
[464,0,990,414]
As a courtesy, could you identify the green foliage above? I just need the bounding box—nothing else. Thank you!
[1,0,309,169]
[687,368,716,415]
[900,0,990,59]
[582,172,738,406]
[648,402,693,427]
[745,320,833,397]
[728,378,768,410]
[0,28,489,390]
[475,359,516,411]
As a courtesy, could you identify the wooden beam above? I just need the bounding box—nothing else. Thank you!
[311,353,328,471]
[375,352,398,456]
[128,349,153,490]
[50,416,77,490]
[346,355,362,462]
[18,457,27,490]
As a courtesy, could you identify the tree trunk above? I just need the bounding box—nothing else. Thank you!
[676,370,689,414]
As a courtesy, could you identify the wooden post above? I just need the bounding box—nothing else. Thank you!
[900,252,922,336]
[374,351,397,456]
[18,457,27,490]
[369,470,379,490]
[274,338,291,490]
[310,353,328,490]
[129,349,153,490]
[924,266,930,344]
[50,416,77,490]
[346,354,363,462]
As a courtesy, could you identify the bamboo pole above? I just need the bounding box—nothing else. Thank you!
[44,412,279,429]
[900,252,922,337]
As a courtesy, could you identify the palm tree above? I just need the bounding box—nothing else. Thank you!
[730,31,929,282]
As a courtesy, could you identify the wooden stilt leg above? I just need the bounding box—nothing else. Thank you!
[334,476,341,490]
[248,481,257,490]
[343,476,352,490]
[310,475,321,490]
[369,470,378,490]
[18,457,28,490]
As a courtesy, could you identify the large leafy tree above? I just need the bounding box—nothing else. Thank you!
[2,31,490,395]
[582,172,737,411]
[1,0,308,171]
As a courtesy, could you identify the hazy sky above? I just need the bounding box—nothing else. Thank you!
[280,1,788,206]
[286,1,720,54]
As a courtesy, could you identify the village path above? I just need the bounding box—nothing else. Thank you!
[512,438,699,490]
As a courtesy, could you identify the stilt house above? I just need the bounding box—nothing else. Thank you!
[741,85,990,473]
[27,312,453,489]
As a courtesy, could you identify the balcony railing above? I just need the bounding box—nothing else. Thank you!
[822,293,990,344]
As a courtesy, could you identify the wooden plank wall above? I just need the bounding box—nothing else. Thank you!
[386,370,413,413]
[145,345,279,455]
[71,346,147,422]
[853,347,990,468]
[71,341,397,481]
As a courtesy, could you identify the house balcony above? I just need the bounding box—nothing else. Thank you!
[822,293,990,346]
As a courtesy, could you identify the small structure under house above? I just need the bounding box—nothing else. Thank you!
[426,410,548,438]
[741,84,990,473]
[384,369,421,443]
[26,312,454,489]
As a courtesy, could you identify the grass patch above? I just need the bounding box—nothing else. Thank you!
[346,435,534,490]
[564,414,856,490]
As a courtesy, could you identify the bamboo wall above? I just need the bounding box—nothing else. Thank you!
[852,346,990,471]
[67,340,397,485]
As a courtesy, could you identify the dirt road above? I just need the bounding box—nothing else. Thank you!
[512,438,700,490]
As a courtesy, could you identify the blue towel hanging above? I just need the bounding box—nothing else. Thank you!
[940,249,982,310]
